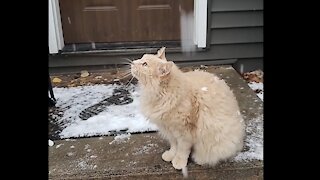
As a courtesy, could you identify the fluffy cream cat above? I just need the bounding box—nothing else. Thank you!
[131,47,245,170]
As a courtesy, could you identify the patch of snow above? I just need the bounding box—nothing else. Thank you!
[248,82,263,101]
[233,115,263,161]
[90,155,97,158]
[53,85,158,139]
[257,93,263,101]
[201,87,208,91]
[67,152,74,156]
[77,160,96,170]
[84,145,92,152]
[84,144,90,150]
[132,143,159,155]
[49,140,54,146]
[109,133,131,145]
[56,144,64,149]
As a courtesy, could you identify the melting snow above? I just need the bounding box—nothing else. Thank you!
[248,82,263,101]
[201,87,208,91]
[109,133,131,145]
[49,140,54,146]
[52,85,158,139]
[233,115,263,161]
[56,144,64,149]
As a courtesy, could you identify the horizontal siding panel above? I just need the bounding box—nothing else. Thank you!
[211,0,263,12]
[211,27,263,44]
[211,11,263,28]
[206,43,263,59]
[170,43,263,61]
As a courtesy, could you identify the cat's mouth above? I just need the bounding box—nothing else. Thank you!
[130,64,138,78]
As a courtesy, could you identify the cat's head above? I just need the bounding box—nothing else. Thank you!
[131,47,175,86]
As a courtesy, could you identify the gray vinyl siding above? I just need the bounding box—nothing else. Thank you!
[211,11,263,29]
[211,27,263,44]
[211,0,263,12]
[209,0,263,60]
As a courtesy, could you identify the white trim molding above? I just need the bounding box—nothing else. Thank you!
[194,0,207,48]
[49,0,64,54]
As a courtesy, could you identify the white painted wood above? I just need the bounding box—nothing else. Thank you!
[52,0,64,50]
[49,0,64,54]
[193,0,198,45]
[195,0,207,48]
[49,0,58,53]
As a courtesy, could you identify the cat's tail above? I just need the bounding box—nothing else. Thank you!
[182,166,188,178]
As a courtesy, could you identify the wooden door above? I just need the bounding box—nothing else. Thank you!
[59,0,194,44]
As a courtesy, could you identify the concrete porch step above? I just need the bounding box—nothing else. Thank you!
[49,134,262,179]
[49,66,263,179]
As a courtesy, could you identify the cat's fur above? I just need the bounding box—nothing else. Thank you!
[131,47,245,170]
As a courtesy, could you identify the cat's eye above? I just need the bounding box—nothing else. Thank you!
[142,62,148,66]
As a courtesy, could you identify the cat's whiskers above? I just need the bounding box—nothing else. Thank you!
[119,62,133,66]
[126,76,135,87]
[120,72,132,79]
[121,58,134,64]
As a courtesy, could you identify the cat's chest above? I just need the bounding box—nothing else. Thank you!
[140,97,170,122]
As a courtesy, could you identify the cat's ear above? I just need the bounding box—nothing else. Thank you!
[158,61,173,77]
[157,47,167,61]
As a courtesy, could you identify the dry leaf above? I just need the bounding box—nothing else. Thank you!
[52,77,62,83]
[80,70,89,77]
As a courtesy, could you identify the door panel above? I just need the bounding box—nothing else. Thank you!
[59,0,194,44]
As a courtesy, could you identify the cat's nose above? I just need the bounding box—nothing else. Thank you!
[131,60,139,67]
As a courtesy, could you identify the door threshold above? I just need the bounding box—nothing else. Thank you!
[58,41,202,56]
[60,47,185,56]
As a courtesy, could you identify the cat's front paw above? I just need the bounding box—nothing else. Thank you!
[162,150,175,162]
[172,156,187,170]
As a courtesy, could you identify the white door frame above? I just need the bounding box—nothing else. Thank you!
[48,0,207,54]
[194,0,207,48]
[49,0,64,54]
